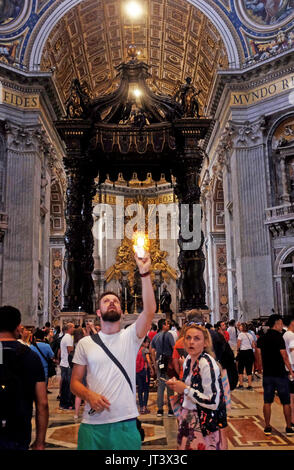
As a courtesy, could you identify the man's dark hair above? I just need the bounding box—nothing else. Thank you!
[158,318,166,331]
[33,329,45,341]
[98,291,121,306]
[151,323,157,331]
[267,314,282,329]
[205,323,213,330]
[283,316,294,327]
[229,319,235,327]
[0,305,21,333]
[45,322,50,328]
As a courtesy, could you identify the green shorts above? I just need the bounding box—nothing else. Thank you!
[77,419,141,450]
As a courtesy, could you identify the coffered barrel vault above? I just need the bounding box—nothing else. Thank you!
[40,0,229,112]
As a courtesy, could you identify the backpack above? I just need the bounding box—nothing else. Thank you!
[136,348,145,373]
[0,343,30,440]
[51,334,64,359]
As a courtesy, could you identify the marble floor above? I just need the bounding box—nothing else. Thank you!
[33,373,294,450]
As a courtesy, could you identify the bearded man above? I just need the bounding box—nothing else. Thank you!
[71,252,156,450]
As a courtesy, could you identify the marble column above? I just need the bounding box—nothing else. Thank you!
[229,118,275,319]
[2,123,46,326]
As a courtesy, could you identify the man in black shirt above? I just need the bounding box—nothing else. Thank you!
[257,314,294,436]
[0,306,48,449]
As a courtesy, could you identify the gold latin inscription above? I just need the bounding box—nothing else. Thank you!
[2,88,39,109]
[230,73,294,106]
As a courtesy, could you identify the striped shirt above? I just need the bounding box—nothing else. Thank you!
[182,353,222,411]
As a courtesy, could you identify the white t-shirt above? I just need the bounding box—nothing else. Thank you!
[227,326,238,347]
[283,330,294,369]
[170,328,178,343]
[60,333,74,367]
[238,332,254,351]
[73,322,143,425]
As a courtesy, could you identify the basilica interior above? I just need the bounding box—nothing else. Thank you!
[0,0,294,328]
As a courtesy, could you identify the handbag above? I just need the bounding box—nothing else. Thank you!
[34,342,56,378]
[90,333,145,442]
[221,369,231,411]
[169,394,183,417]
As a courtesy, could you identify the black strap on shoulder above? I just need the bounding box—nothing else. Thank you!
[33,342,50,364]
[161,331,166,355]
[90,333,133,392]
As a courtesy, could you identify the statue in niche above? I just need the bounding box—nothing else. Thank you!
[160,284,172,314]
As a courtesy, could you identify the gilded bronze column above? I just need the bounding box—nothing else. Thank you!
[80,172,96,313]
[173,123,208,311]
[63,160,84,311]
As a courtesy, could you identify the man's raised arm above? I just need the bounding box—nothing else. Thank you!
[135,252,156,339]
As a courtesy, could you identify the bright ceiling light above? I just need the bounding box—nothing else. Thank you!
[125,1,143,19]
[133,88,142,98]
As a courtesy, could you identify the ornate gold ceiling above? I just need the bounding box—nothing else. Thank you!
[41,0,228,111]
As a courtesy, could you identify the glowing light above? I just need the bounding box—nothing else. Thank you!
[133,232,147,258]
[125,1,143,19]
[133,88,142,98]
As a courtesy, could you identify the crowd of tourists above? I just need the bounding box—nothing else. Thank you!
[1,252,294,450]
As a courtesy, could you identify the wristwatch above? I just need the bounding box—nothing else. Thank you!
[184,386,190,396]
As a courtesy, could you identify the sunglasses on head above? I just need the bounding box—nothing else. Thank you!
[187,322,203,326]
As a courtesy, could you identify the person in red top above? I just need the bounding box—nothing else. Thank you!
[148,323,157,342]
[217,321,230,343]
[172,324,189,379]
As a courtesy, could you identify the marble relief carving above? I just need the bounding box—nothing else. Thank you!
[51,248,63,318]
[217,245,229,320]
[229,117,266,147]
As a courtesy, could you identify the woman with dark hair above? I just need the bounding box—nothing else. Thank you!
[236,323,256,390]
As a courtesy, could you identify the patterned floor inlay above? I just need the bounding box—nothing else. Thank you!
[230,395,250,410]
[227,415,294,447]
[33,376,294,450]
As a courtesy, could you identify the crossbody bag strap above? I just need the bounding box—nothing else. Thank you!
[90,333,133,392]
[161,331,166,355]
[34,342,50,363]
[245,333,253,349]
